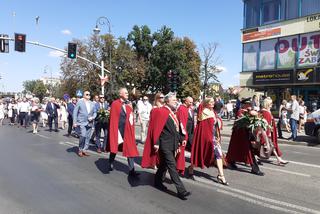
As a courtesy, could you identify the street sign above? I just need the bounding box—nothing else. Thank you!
[0,34,9,53]
[76,90,83,97]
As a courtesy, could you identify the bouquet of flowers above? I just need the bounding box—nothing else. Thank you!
[96,108,110,124]
[233,110,269,132]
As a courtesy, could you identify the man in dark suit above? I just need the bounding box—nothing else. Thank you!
[143,92,191,200]
[94,95,109,153]
[46,97,60,132]
[66,97,77,137]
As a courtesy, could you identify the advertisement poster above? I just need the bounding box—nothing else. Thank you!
[259,39,277,70]
[298,32,320,67]
[253,70,293,85]
[296,68,314,83]
[243,42,258,71]
[277,36,297,69]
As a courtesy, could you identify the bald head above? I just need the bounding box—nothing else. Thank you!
[184,96,193,108]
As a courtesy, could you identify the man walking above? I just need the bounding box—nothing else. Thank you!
[94,95,109,153]
[66,97,77,137]
[138,96,152,143]
[142,93,191,200]
[107,88,140,177]
[288,95,299,141]
[46,97,60,132]
[73,91,96,157]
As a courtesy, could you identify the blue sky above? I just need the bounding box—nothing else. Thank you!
[0,0,243,92]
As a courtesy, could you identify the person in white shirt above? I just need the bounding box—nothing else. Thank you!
[288,95,299,141]
[226,100,234,120]
[0,99,5,126]
[17,97,30,128]
[298,100,307,133]
[138,96,152,143]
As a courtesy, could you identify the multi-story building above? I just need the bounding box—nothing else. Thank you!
[240,0,320,109]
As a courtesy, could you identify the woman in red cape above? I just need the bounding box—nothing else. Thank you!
[188,98,228,185]
[259,97,288,165]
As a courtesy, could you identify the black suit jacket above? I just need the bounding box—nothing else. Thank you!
[46,102,60,117]
[157,117,182,152]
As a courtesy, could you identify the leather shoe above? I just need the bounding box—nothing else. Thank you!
[129,170,140,177]
[154,183,168,191]
[251,169,264,176]
[177,191,191,200]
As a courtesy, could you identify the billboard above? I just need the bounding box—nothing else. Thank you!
[253,70,293,85]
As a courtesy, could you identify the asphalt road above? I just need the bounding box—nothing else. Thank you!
[0,125,319,214]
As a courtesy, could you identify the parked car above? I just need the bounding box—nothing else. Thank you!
[304,109,320,143]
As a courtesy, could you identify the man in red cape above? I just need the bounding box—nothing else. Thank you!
[107,88,140,177]
[175,96,194,174]
[226,98,264,176]
[141,93,191,200]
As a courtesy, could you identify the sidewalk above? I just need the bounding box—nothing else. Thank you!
[220,119,320,147]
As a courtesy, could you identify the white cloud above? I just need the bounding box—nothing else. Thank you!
[61,29,72,35]
[233,73,240,79]
[48,50,65,58]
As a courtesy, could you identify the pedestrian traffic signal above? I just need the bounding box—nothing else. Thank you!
[14,33,26,52]
[68,42,77,59]
[0,34,9,53]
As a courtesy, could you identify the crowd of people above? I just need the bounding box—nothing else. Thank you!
[1,90,303,200]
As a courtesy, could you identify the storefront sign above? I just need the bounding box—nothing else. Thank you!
[296,68,314,83]
[253,70,293,85]
[242,13,320,43]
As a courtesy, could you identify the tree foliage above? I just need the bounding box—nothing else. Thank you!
[23,80,47,101]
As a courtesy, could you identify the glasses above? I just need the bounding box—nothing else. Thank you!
[159,96,164,99]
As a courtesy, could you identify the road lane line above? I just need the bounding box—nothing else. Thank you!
[58,141,319,214]
[267,157,320,169]
[194,177,320,214]
[259,166,311,177]
[216,189,300,214]
[37,134,50,139]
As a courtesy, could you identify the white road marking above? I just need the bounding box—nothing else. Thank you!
[37,134,50,139]
[259,166,311,177]
[267,157,320,169]
[58,140,319,214]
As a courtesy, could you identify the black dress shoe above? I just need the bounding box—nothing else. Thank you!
[228,162,238,169]
[129,170,140,177]
[251,169,264,176]
[154,183,168,191]
[108,163,114,171]
[177,191,191,200]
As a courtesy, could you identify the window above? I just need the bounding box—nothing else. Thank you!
[301,0,320,16]
[262,0,280,24]
[244,0,260,28]
[243,42,259,71]
[259,39,277,70]
[284,0,299,19]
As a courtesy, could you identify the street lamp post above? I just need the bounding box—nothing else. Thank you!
[93,16,112,96]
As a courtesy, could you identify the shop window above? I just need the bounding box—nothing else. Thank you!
[243,42,259,71]
[283,0,299,19]
[259,39,277,70]
[301,0,320,16]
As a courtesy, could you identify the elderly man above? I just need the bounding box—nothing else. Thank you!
[142,93,191,200]
[107,88,139,177]
[46,97,60,132]
[138,96,152,143]
[73,91,96,157]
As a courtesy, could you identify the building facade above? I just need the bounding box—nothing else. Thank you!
[241,0,320,110]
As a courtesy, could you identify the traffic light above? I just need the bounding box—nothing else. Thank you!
[172,70,178,91]
[167,70,173,91]
[15,33,26,52]
[0,34,9,53]
[68,42,77,59]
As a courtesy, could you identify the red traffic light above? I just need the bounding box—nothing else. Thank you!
[14,33,26,52]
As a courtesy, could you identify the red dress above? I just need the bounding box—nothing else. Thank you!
[259,109,282,157]
[107,99,139,157]
[190,108,218,168]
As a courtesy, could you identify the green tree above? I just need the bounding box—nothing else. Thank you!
[23,80,47,101]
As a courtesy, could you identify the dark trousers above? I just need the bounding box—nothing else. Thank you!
[95,122,108,150]
[67,116,73,135]
[19,112,27,126]
[155,149,186,194]
[48,115,58,131]
[109,153,135,171]
[277,119,283,138]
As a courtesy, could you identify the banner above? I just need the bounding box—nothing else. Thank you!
[253,70,293,85]
[298,32,320,67]
[277,35,297,69]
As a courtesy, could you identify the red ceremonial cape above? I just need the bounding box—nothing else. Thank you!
[175,105,189,174]
[259,109,282,157]
[190,108,216,168]
[107,99,139,157]
[141,107,169,168]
